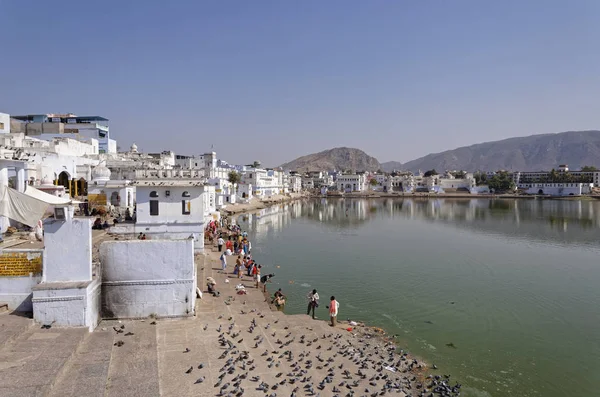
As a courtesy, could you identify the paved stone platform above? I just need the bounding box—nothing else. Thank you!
[0,248,434,397]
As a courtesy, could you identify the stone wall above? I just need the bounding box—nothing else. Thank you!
[100,239,196,318]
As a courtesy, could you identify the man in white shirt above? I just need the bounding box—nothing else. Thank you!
[217,236,224,252]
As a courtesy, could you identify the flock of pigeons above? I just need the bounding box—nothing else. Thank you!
[178,308,462,397]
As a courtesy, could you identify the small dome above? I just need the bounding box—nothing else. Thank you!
[92,162,111,181]
[41,176,53,186]
[130,143,138,153]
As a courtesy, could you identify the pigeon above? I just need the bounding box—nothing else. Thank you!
[186,366,193,374]
[194,377,205,384]
[184,348,191,353]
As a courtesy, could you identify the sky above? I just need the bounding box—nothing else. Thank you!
[1,1,599,167]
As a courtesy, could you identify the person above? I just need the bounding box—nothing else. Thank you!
[217,236,224,252]
[220,250,227,272]
[102,220,109,229]
[274,294,286,312]
[253,264,261,289]
[226,236,234,252]
[206,277,219,297]
[260,273,274,292]
[137,232,143,240]
[328,296,340,327]
[306,289,319,319]
[235,255,242,276]
[92,218,102,230]
[141,234,147,240]
[272,288,284,303]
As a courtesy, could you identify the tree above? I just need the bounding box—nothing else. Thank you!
[228,171,241,194]
[252,161,261,168]
[473,172,488,186]
[369,178,379,188]
[487,171,515,192]
[451,170,466,179]
[581,165,598,172]
[423,169,438,177]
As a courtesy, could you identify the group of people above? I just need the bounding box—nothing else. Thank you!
[217,234,251,256]
[307,289,340,327]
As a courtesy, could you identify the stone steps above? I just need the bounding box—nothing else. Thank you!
[0,325,87,397]
[48,327,115,397]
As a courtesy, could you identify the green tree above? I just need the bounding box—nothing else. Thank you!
[369,178,378,188]
[423,169,438,177]
[487,171,515,192]
[228,171,241,194]
[581,165,598,172]
[473,172,488,186]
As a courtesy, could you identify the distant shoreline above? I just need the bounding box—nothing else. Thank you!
[318,192,600,200]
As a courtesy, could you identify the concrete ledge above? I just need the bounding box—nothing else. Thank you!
[102,279,194,286]
[32,280,92,290]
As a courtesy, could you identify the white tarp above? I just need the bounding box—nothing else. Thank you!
[0,186,49,228]
[23,185,78,205]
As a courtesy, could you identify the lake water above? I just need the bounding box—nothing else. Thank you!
[236,198,600,397]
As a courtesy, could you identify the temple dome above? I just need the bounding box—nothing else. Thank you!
[130,143,138,153]
[92,162,111,181]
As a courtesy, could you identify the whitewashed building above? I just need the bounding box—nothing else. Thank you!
[336,174,367,193]
[521,183,593,196]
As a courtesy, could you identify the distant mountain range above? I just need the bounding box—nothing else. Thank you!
[279,131,600,173]
[279,147,381,172]
[382,130,600,172]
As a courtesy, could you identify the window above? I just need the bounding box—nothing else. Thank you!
[150,191,158,198]
[182,191,190,197]
[150,200,159,216]
[0,122,4,129]
[182,200,191,214]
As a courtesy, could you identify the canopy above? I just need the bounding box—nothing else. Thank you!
[0,186,50,228]
[0,186,80,228]
[24,185,81,205]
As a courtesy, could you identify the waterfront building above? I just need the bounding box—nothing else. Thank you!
[336,173,367,192]
[11,113,116,154]
[289,175,302,193]
[512,164,600,188]
[111,176,207,251]
[521,182,593,196]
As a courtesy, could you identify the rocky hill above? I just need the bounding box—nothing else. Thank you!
[280,147,381,172]
[382,130,600,172]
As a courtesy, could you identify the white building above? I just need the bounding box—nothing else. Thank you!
[336,174,367,193]
[242,168,284,197]
[11,113,116,154]
[0,112,10,134]
[289,175,302,193]
[87,163,135,212]
[521,183,593,196]
[134,181,207,251]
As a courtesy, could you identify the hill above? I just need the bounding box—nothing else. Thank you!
[280,147,381,172]
[382,130,600,172]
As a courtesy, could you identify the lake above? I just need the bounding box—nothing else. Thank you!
[236,198,600,397]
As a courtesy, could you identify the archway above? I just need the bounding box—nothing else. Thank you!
[77,178,88,197]
[242,192,246,198]
[110,192,120,206]
[538,189,544,195]
[58,171,71,194]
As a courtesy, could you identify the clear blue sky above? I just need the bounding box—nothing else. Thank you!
[1,0,599,166]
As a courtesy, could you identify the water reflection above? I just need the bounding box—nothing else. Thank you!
[241,198,600,247]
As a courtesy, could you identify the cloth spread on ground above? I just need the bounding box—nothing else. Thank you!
[0,186,49,227]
